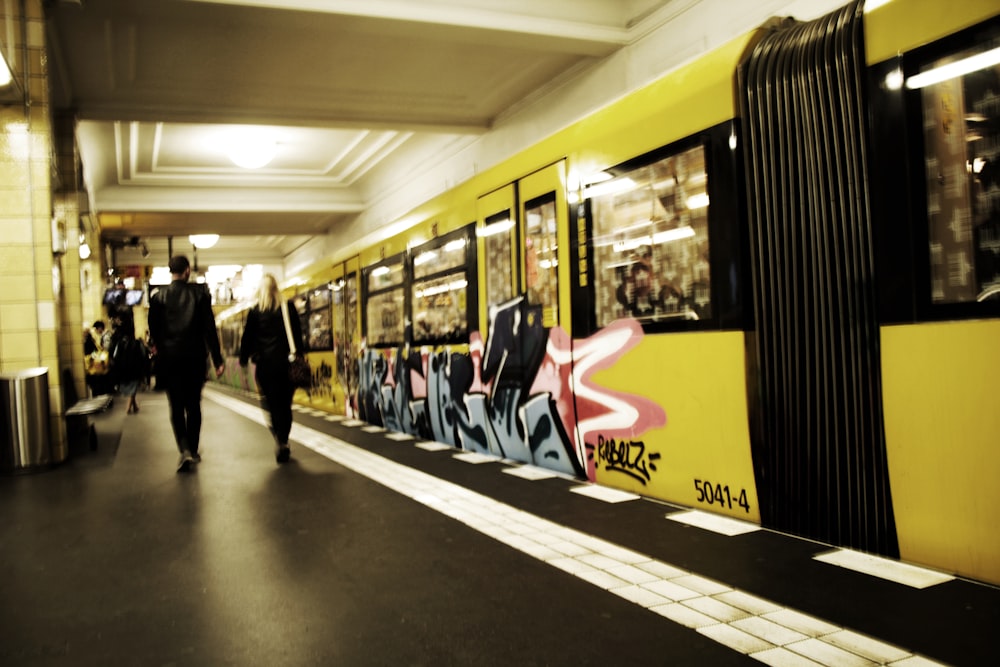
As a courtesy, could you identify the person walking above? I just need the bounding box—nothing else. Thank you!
[238,273,304,463]
[84,320,112,397]
[148,255,225,472]
[110,318,149,414]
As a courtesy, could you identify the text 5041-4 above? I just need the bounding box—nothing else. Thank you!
[694,479,750,513]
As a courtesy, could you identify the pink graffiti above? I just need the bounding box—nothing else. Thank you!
[535,320,667,478]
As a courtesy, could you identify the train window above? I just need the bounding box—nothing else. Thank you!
[411,274,469,343]
[363,255,406,346]
[413,234,467,280]
[524,193,559,326]
[304,285,333,351]
[410,228,475,344]
[366,258,404,292]
[587,143,711,328]
[345,272,358,346]
[481,209,514,309]
[913,40,1000,304]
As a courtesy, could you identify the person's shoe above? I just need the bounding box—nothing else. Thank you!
[177,451,195,472]
[190,451,202,463]
[276,444,291,463]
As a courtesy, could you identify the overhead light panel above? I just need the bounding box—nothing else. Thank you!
[226,127,277,169]
[189,234,219,249]
[0,46,23,105]
[0,53,11,86]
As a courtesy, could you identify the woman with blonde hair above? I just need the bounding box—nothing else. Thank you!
[239,273,305,462]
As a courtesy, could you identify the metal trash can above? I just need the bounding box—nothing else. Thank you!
[0,368,55,474]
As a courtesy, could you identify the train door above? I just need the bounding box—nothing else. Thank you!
[331,256,360,417]
[475,184,517,328]
[739,4,897,555]
[473,165,585,476]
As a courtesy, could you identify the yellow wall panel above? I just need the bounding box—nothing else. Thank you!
[0,247,32,274]
[0,189,30,216]
[0,163,30,188]
[0,219,32,244]
[0,303,38,330]
[0,331,40,361]
[0,275,33,298]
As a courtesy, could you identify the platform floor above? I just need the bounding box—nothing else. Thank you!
[0,385,996,666]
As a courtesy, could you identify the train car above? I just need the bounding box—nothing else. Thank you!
[865,0,1000,585]
[217,0,1000,586]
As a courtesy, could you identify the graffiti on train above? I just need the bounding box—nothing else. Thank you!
[587,435,661,485]
[357,297,666,480]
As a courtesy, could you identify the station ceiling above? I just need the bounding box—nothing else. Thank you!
[45,0,676,268]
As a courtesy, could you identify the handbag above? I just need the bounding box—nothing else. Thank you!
[281,300,312,389]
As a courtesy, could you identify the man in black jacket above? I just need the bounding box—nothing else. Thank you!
[148,255,225,472]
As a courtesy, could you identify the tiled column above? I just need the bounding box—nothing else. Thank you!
[0,0,69,453]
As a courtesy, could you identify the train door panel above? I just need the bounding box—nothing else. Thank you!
[493,162,586,477]
[868,7,1000,583]
[468,166,587,476]
[477,185,559,467]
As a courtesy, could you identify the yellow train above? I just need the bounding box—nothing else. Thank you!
[217,0,1000,586]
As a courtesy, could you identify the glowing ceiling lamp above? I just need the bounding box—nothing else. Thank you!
[0,53,11,87]
[227,128,277,169]
[189,234,219,249]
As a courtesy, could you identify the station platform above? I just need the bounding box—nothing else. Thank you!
[0,384,996,666]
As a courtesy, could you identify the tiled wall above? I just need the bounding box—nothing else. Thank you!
[0,0,77,454]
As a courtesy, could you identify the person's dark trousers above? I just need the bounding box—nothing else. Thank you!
[165,378,205,455]
[255,360,295,444]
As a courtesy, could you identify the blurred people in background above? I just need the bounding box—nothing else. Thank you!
[110,317,149,414]
[84,320,112,397]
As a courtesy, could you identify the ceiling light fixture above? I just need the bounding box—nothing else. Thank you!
[227,128,277,169]
[189,234,219,249]
[0,53,12,87]
[0,50,24,105]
